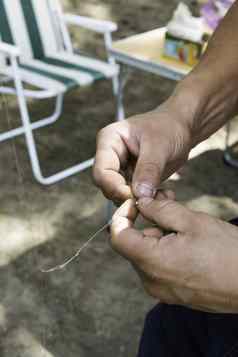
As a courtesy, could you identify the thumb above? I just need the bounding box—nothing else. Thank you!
[132,138,168,199]
[138,197,195,233]
[111,199,158,262]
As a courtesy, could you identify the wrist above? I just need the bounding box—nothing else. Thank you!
[171,78,205,138]
[166,77,207,148]
[172,69,238,147]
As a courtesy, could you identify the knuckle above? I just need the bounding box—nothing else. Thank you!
[144,161,159,171]
[140,161,160,177]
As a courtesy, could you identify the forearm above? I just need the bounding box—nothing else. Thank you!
[172,1,238,146]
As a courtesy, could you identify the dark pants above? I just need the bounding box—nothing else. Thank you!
[137,218,238,357]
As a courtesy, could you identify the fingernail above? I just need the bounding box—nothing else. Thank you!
[139,197,153,206]
[135,183,156,198]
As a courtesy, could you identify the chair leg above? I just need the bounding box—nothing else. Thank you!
[113,66,127,122]
[0,93,63,142]
[11,56,94,185]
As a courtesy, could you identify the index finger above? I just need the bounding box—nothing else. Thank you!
[93,125,133,202]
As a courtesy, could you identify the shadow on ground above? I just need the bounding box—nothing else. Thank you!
[0,1,238,356]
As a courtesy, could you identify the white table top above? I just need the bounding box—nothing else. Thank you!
[110,28,193,81]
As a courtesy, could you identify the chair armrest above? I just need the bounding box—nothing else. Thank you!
[63,14,117,34]
[0,42,20,57]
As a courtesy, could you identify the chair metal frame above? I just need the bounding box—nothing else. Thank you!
[0,0,124,185]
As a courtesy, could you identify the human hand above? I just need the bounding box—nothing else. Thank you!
[111,196,238,313]
[93,96,193,204]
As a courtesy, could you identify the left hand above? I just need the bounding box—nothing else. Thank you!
[111,195,238,313]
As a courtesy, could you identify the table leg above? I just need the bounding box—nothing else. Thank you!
[116,64,131,121]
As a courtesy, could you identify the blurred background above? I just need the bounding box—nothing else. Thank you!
[0,0,238,356]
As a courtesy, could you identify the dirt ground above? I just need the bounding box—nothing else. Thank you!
[0,1,238,356]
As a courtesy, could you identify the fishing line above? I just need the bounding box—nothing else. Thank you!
[0,86,167,275]
[41,193,168,273]
[0,77,115,275]
[41,199,153,273]
[41,219,113,273]
[0,84,25,203]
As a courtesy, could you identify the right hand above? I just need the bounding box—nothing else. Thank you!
[93,96,194,204]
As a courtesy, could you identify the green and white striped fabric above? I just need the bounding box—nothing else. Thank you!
[0,0,117,93]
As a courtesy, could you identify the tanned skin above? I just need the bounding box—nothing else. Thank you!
[94,2,238,312]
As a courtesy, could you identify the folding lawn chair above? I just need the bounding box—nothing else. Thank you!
[0,0,123,185]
